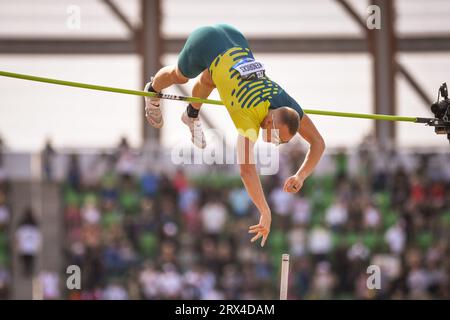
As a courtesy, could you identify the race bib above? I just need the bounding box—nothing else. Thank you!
[232,58,265,80]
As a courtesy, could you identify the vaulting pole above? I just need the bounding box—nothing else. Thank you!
[0,70,423,123]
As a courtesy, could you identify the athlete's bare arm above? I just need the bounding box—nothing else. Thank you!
[191,70,216,110]
[283,114,326,193]
[237,135,271,247]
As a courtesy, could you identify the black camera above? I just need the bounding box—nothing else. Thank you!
[431,83,449,120]
[429,83,450,143]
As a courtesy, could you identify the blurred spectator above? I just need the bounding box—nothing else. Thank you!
[103,281,129,300]
[347,242,370,262]
[291,197,311,225]
[141,171,159,198]
[288,225,307,257]
[325,200,348,231]
[269,186,294,216]
[0,170,10,299]
[0,136,4,162]
[0,267,11,299]
[60,145,450,300]
[410,175,426,206]
[41,139,55,181]
[0,197,10,231]
[0,136,5,177]
[425,245,447,297]
[115,137,137,177]
[159,263,183,299]
[15,208,42,278]
[200,199,227,235]
[362,201,382,230]
[81,196,101,225]
[292,257,312,299]
[39,271,60,300]
[173,168,189,193]
[85,152,113,186]
[308,225,332,259]
[220,264,243,299]
[67,154,81,190]
[310,261,336,299]
[139,262,160,299]
[405,248,430,299]
[391,168,410,209]
[334,148,348,183]
[228,187,251,216]
[385,221,406,255]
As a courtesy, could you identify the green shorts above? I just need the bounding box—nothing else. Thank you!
[177,24,251,79]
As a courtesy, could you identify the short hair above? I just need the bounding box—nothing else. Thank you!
[278,107,300,135]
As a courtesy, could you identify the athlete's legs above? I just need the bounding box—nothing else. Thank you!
[145,24,224,133]
[143,65,188,129]
[151,65,189,92]
[181,70,215,149]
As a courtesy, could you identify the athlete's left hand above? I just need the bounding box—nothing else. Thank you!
[249,213,271,247]
[283,175,304,193]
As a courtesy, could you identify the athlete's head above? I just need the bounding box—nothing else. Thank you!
[261,107,300,146]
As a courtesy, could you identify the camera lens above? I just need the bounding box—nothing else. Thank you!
[431,101,448,118]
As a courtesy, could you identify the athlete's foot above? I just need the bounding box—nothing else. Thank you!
[181,110,206,149]
[144,78,163,129]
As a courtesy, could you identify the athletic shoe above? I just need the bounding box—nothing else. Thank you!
[144,79,163,128]
[181,110,206,149]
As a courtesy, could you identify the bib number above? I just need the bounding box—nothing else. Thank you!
[232,58,265,80]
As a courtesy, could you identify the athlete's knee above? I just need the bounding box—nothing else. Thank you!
[199,70,215,89]
[173,67,189,84]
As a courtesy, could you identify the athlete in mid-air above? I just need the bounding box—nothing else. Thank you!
[143,24,325,247]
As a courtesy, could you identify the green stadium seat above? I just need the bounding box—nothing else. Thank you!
[416,232,434,250]
[139,232,157,258]
[101,172,118,189]
[82,193,98,206]
[0,251,9,268]
[321,175,335,192]
[331,232,344,248]
[119,192,140,214]
[375,192,391,210]
[440,211,450,226]
[64,188,81,206]
[311,211,324,226]
[383,211,398,229]
[101,211,123,229]
[345,232,359,246]
[362,232,379,250]
[0,232,7,251]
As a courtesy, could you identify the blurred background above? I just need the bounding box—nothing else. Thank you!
[0,0,450,299]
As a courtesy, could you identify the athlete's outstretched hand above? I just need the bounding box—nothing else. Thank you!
[249,213,271,247]
[283,174,304,193]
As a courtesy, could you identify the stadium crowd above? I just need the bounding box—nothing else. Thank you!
[0,137,11,299]
[60,136,450,300]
